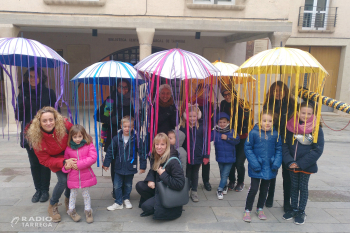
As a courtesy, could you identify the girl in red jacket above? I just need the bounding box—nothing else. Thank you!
[63,125,97,223]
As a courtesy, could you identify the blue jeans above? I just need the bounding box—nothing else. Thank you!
[218,163,233,191]
[50,171,70,205]
[114,173,134,205]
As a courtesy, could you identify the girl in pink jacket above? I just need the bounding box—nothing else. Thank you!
[63,125,97,223]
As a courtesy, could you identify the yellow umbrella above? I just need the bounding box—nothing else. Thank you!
[236,47,328,142]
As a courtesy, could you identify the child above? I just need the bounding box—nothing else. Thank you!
[62,124,97,223]
[282,102,324,225]
[168,130,187,174]
[103,116,146,210]
[211,112,240,200]
[180,104,208,202]
[243,110,282,222]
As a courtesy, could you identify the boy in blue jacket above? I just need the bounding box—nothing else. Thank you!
[211,112,240,200]
[103,116,147,210]
[243,110,282,222]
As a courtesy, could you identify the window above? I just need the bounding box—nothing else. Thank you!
[193,0,235,5]
[302,0,329,30]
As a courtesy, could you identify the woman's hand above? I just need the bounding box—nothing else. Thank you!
[64,163,72,170]
[289,163,299,169]
[72,163,79,171]
[65,158,77,168]
[102,165,109,172]
[157,167,165,175]
[147,181,155,189]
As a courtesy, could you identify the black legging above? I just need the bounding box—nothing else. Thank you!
[25,146,51,192]
[229,138,246,184]
[245,178,271,211]
[202,162,210,183]
[266,163,291,210]
[186,164,201,192]
[136,181,156,213]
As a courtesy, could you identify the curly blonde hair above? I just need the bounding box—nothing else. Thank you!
[26,106,67,150]
[151,133,171,171]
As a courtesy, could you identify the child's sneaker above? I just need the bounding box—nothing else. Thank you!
[223,186,228,195]
[217,190,223,200]
[256,208,267,220]
[191,191,199,202]
[124,199,133,209]
[235,182,244,192]
[107,203,123,211]
[294,211,306,225]
[243,210,251,222]
[282,210,298,220]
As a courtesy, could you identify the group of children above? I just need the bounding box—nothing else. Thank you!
[61,97,324,226]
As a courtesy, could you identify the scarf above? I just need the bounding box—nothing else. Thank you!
[159,97,174,108]
[112,90,132,107]
[70,139,87,150]
[286,115,316,134]
[215,124,230,133]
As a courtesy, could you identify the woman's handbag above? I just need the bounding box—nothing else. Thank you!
[157,157,189,208]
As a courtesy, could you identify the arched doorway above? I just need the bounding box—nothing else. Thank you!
[79,46,166,102]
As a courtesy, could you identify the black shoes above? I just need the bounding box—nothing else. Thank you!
[39,191,49,202]
[203,182,212,191]
[294,211,306,225]
[140,211,154,217]
[228,181,235,191]
[282,210,298,220]
[31,190,41,203]
[234,183,244,192]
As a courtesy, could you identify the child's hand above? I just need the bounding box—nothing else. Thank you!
[72,164,79,170]
[289,163,299,169]
[64,163,72,170]
[139,169,145,174]
[203,158,209,165]
[221,134,228,140]
[102,165,109,172]
[148,181,155,189]
[157,167,165,175]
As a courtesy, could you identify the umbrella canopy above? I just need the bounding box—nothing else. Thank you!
[71,60,145,85]
[0,37,68,68]
[238,47,328,75]
[212,60,255,84]
[135,48,219,80]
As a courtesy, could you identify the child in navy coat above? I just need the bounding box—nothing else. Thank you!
[211,112,240,200]
[103,116,147,210]
[243,110,282,222]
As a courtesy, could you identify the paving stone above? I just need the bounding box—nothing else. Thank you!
[122,219,188,232]
[188,221,254,232]
[311,223,350,232]
[249,222,319,232]
[55,221,122,232]
[0,198,20,206]
[323,208,350,223]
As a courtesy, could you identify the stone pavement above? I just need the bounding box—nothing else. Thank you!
[0,114,349,232]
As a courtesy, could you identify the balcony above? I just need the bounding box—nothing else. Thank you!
[298,6,338,33]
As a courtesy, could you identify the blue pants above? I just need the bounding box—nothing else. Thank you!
[289,172,310,212]
[50,171,70,206]
[218,163,233,191]
[114,173,134,205]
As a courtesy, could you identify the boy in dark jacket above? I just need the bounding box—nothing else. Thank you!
[282,102,324,225]
[103,116,146,210]
[211,112,240,199]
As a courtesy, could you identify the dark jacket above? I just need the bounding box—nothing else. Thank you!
[220,99,250,136]
[264,99,294,140]
[103,130,146,175]
[244,124,282,180]
[95,92,134,152]
[16,84,58,148]
[282,127,324,174]
[156,104,177,134]
[180,123,209,165]
[145,146,185,220]
[211,128,240,164]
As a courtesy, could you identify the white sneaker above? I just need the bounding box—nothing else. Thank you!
[107,203,123,211]
[124,199,133,209]
[223,186,228,195]
[217,190,223,200]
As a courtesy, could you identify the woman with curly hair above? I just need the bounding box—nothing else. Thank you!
[26,106,76,223]
[16,67,58,203]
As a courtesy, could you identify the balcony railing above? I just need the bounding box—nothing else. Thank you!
[298,6,338,32]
